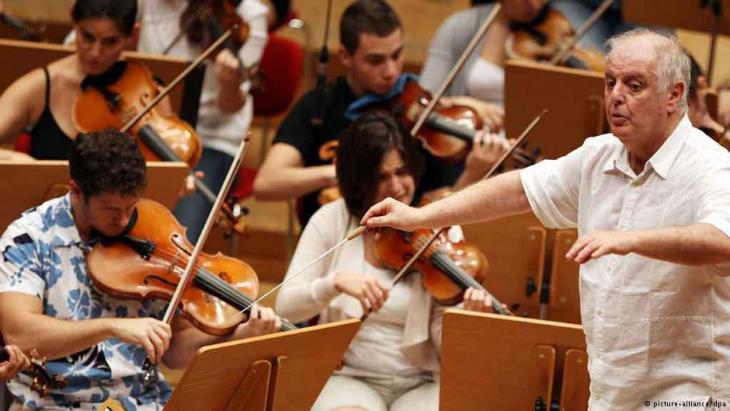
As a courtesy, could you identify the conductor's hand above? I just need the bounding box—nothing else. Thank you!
[566,230,634,264]
[0,345,31,382]
[360,197,423,232]
[334,272,390,313]
[111,318,172,364]
[233,305,281,339]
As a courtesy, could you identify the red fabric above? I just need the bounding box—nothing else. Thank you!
[14,132,31,154]
[253,34,305,117]
[230,167,258,200]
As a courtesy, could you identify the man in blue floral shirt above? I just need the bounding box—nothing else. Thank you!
[0,130,282,410]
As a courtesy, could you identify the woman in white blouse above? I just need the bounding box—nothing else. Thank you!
[136,0,269,242]
[275,111,497,411]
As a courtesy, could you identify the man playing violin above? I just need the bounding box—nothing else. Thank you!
[0,130,281,410]
[362,30,730,409]
[253,0,512,227]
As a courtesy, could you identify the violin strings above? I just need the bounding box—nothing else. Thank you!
[147,247,250,322]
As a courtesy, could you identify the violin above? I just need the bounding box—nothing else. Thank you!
[74,61,203,166]
[317,141,342,205]
[0,346,67,397]
[72,60,247,235]
[372,189,506,309]
[86,198,295,335]
[507,3,605,72]
[374,226,490,306]
[181,0,249,52]
[506,3,605,72]
[177,0,262,93]
[386,79,541,165]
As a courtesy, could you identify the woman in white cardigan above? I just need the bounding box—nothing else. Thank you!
[275,111,498,411]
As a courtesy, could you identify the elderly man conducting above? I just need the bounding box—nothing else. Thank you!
[361,29,730,409]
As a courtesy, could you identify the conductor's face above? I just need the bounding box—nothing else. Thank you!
[603,40,673,145]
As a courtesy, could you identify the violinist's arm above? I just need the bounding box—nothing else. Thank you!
[253,143,336,200]
[0,69,44,144]
[163,307,280,369]
[0,292,171,363]
[216,3,268,113]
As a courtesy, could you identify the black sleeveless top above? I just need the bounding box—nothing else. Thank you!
[29,67,74,160]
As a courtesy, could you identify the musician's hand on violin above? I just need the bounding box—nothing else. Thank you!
[441,96,504,132]
[111,318,172,364]
[464,131,511,179]
[566,230,634,264]
[0,345,31,382]
[181,170,205,196]
[462,288,501,313]
[214,49,245,88]
[334,272,390,313]
[233,305,281,338]
[361,197,422,232]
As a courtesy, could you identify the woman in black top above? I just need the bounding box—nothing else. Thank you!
[0,0,174,160]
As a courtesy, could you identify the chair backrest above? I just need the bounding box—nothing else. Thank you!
[253,34,305,117]
[14,132,31,153]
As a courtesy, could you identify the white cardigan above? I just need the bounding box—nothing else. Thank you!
[276,200,446,373]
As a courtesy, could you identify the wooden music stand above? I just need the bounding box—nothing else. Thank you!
[0,160,188,230]
[0,39,189,113]
[624,0,730,84]
[440,310,589,411]
[461,213,547,318]
[624,0,730,36]
[545,229,581,324]
[504,60,606,162]
[164,319,361,411]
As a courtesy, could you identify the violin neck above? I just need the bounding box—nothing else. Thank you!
[429,252,509,315]
[137,126,218,205]
[194,270,297,331]
[424,113,475,143]
[430,252,483,291]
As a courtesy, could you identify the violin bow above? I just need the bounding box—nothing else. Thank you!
[388,109,547,315]
[409,4,502,136]
[120,28,235,134]
[234,4,505,319]
[549,0,614,66]
[235,225,367,318]
[161,132,253,326]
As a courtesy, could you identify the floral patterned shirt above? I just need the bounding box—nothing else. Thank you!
[0,194,171,410]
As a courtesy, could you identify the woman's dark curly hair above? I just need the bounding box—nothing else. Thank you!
[69,129,147,199]
[336,111,424,219]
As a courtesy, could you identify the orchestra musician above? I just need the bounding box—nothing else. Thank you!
[136,0,269,242]
[0,130,282,410]
[0,0,180,160]
[276,111,497,411]
[362,29,730,409]
[253,0,511,227]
